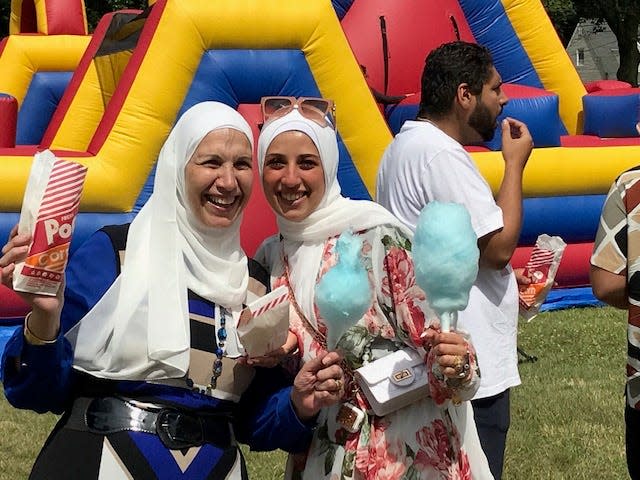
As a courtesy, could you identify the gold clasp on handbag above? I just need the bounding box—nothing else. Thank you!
[391,368,415,386]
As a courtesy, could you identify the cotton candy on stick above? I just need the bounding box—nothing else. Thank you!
[315,230,372,350]
[413,202,479,332]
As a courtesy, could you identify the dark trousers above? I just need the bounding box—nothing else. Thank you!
[472,389,510,480]
[626,405,640,479]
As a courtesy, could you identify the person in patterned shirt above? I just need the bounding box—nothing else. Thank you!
[590,166,640,479]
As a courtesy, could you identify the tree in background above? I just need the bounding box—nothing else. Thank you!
[84,0,148,31]
[577,0,640,86]
[542,0,579,46]
[0,0,148,38]
[543,0,639,86]
[0,2,10,39]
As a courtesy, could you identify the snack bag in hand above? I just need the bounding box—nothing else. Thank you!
[13,150,88,296]
[237,286,290,357]
[518,234,566,321]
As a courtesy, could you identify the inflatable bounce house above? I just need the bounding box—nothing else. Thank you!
[1,0,639,328]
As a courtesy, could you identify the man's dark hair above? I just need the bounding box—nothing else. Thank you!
[418,41,494,118]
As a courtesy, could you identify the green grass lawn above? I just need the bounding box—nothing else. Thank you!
[0,306,629,479]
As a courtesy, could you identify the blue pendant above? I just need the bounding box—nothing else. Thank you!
[217,328,227,341]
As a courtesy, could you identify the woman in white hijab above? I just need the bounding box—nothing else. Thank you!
[0,101,344,479]
[255,100,493,480]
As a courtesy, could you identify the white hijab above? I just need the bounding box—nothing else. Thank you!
[68,102,253,380]
[257,109,410,325]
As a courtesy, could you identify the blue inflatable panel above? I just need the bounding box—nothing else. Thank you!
[385,103,418,136]
[16,71,73,145]
[0,326,20,372]
[520,195,603,245]
[133,163,156,213]
[0,212,135,258]
[583,93,640,138]
[385,95,566,150]
[540,287,601,312]
[458,0,542,88]
[331,0,355,19]
[181,49,370,200]
[182,50,321,109]
[484,94,566,151]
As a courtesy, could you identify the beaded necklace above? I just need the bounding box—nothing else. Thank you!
[209,305,228,391]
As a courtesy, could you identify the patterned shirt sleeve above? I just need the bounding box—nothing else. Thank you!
[591,179,628,274]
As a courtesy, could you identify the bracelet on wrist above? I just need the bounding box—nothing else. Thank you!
[23,312,57,346]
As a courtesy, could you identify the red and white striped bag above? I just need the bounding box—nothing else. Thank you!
[518,234,566,321]
[13,150,88,296]
[237,285,290,357]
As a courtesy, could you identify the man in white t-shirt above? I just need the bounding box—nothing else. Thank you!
[376,41,533,479]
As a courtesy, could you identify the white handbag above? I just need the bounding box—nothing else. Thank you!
[354,348,429,416]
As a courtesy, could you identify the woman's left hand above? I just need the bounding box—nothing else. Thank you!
[290,350,344,422]
[245,331,298,368]
[430,331,471,381]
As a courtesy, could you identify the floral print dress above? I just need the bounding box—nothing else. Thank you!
[258,225,492,480]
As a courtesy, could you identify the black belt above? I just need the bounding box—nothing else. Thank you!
[65,396,232,450]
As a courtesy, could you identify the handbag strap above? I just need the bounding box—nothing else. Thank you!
[282,253,328,348]
[281,248,362,401]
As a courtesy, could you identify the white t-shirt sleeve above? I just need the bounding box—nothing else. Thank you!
[423,148,503,239]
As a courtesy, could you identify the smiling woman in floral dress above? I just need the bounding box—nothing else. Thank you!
[254,98,493,480]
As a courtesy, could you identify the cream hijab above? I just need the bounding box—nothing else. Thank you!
[257,109,411,326]
[68,102,253,380]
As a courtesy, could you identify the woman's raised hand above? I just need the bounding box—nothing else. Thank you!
[430,331,473,382]
[0,224,63,339]
[245,331,298,368]
[290,350,345,421]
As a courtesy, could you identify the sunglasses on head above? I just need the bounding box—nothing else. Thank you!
[260,96,336,129]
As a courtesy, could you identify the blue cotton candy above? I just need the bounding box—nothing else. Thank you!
[413,202,479,316]
[315,230,372,350]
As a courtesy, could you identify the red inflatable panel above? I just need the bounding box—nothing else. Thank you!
[560,135,640,147]
[341,0,476,97]
[0,95,18,148]
[511,241,593,288]
[19,0,37,33]
[0,285,29,324]
[588,87,640,97]
[501,83,554,98]
[584,80,631,93]
[13,0,86,35]
[0,146,38,156]
[44,0,87,35]
[464,145,491,152]
[237,104,278,257]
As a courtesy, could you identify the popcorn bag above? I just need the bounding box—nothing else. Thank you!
[13,150,88,296]
[518,234,566,321]
[237,285,290,357]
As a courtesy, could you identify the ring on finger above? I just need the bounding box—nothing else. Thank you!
[335,378,343,391]
[452,355,470,376]
[452,355,465,374]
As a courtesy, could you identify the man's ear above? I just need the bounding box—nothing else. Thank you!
[456,83,474,110]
